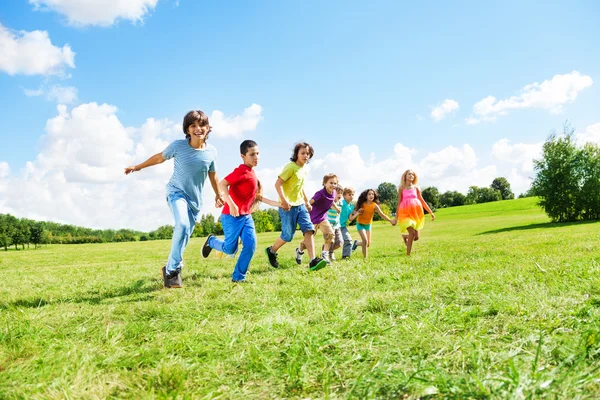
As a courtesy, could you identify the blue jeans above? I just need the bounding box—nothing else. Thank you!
[341,226,353,257]
[208,214,257,281]
[165,192,199,274]
[279,204,314,242]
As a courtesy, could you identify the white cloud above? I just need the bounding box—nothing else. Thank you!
[29,0,158,27]
[491,139,542,173]
[575,122,600,146]
[210,103,263,138]
[467,71,593,124]
[24,85,78,104]
[430,99,459,121]
[0,103,266,231]
[0,23,75,76]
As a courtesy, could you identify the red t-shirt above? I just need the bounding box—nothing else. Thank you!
[222,164,258,216]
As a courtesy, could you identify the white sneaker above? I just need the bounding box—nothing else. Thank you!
[295,247,304,265]
[329,251,336,261]
[321,250,331,264]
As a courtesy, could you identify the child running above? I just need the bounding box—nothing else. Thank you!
[339,187,359,259]
[124,110,224,289]
[201,140,280,283]
[265,143,328,271]
[351,188,394,258]
[295,174,339,265]
[324,185,344,261]
[392,169,435,256]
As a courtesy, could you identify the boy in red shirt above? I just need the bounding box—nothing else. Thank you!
[202,140,279,282]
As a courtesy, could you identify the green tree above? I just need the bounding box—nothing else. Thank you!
[420,186,440,211]
[531,125,583,222]
[466,186,501,205]
[199,214,217,236]
[577,143,600,220]
[377,182,398,212]
[439,191,466,207]
[373,203,392,221]
[252,210,275,233]
[265,208,281,231]
[491,177,514,200]
[30,222,44,248]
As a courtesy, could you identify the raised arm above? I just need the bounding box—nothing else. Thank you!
[124,152,165,174]
[416,188,435,221]
[375,203,394,223]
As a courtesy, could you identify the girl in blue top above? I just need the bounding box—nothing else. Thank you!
[125,110,224,288]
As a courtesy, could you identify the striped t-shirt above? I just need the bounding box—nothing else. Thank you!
[162,139,217,215]
[327,200,342,229]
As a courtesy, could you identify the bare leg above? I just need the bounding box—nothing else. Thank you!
[358,229,369,258]
[402,234,408,247]
[303,231,316,260]
[414,230,420,241]
[271,237,287,252]
[406,227,416,256]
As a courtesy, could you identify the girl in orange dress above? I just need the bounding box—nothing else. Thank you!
[392,170,435,256]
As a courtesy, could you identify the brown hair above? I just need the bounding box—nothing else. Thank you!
[182,110,212,139]
[343,187,355,196]
[322,173,338,186]
[290,142,314,163]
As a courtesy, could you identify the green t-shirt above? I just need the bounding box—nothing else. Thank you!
[279,161,306,206]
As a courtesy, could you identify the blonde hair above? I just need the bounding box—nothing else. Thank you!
[343,187,355,196]
[400,169,419,189]
[322,173,338,186]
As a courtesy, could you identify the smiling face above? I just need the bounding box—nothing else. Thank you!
[187,121,210,142]
[367,190,375,202]
[324,177,338,194]
[241,146,260,168]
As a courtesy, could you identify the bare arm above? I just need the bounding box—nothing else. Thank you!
[375,203,393,223]
[303,189,312,212]
[124,152,166,174]
[275,177,290,210]
[257,195,282,208]
[330,202,341,213]
[392,187,403,225]
[219,179,237,216]
[209,171,224,208]
[416,188,435,220]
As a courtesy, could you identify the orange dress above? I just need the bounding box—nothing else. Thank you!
[357,202,376,225]
[398,188,425,233]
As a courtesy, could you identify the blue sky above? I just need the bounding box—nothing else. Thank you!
[1,1,599,230]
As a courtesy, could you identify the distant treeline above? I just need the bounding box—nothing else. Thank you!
[1,177,522,251]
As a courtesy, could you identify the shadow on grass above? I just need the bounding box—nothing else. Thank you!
[1,279,160,310]
[478,219,599,235]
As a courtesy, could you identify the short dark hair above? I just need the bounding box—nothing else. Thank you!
[290,142,314,162]
[182,110,211,139]
[240,140,258,155]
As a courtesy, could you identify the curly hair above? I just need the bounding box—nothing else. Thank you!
[356,189,380,210]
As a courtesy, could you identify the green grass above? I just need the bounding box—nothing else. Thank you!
[1,197,599,399]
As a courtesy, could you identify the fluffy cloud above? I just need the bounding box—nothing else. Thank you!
[0,103,265,231]
[29,0,158,27]
[430,99,459,121]
[210,104,263,139]
[0,23,75,76]
[24,85,78,104]
[491,139,542,173]
[576,122,600,146]
[466,71,593,124]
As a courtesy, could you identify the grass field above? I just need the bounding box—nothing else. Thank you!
[1,197,599,399]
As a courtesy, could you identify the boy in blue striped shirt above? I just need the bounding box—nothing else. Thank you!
[125,110,224,288]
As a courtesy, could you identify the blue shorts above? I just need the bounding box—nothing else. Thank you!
[356,222,371,231]
[279,204,314,242]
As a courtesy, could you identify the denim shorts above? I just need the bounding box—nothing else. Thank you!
[279,204,314,242]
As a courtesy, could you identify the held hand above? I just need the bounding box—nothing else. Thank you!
[124,166,137,175]
[431,214,435,221]
[215,193,225,208]
[280,199,291,211]
[391,218,397,226]
[230,202,240,217]
[305,202,312,212]
[357,208,364,214]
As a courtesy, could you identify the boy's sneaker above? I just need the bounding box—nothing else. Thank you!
[321,251,332,264]
[295,247,304,265]
[265,246,279,268]
[329,251,336,261]
[161,266,182,289]
[352,240,358,251]
[202,234,214,258]
[309,257,328,271]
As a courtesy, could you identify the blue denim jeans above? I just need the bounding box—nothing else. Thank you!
[208,214,257,281]
[165,192,199,275]
[279,204,314,242]
[340,226,353,257]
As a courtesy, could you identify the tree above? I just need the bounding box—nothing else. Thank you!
[373,203,392,221]
[377,182,398,213]
[491,177,514,200]
[252,210,274,233]
[30,222,44,248]
[466,186,501,205]
[199,214,216,236]
[531,126,583,222]
[265,208,281,231]
[420,186,440,211]
[439,191,466,207]
[577,143,600,220]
